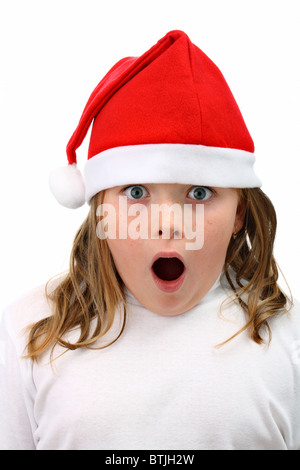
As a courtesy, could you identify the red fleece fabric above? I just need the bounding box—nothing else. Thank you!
[66,30,254,166]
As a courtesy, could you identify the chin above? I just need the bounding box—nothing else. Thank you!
[145,292,199,317]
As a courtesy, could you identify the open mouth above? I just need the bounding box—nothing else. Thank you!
[152,257,185,281]
[151,254,186,293]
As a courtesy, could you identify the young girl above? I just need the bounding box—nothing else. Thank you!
[1,30,299,450]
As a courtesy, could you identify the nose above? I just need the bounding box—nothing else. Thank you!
[152,203,183,240]
[158,228,181,238]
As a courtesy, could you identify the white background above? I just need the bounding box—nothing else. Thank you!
[0,0,299,311]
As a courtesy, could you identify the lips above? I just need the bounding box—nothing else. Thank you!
[151,253,186,293]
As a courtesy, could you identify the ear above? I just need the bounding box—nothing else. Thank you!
[234,191,247,232]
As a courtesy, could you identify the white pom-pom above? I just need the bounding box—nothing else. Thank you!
[49,164,86,209]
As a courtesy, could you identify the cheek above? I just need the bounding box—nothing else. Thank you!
[106,238,145,281]
[106,238,132,266]
[203,211,235,256]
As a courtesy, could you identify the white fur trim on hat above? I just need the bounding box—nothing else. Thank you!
[83,143,262,204]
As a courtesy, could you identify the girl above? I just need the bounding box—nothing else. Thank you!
[0,30,299,450]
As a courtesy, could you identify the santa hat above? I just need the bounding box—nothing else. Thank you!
[49,30,261,209]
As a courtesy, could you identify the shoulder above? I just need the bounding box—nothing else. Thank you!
[268,296,300,344]
[288,296,300,331]
[1,274,66,342]
[290,297,300,315]
[284,296,300,325]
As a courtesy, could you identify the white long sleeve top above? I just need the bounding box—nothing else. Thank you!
[0,277,300,450]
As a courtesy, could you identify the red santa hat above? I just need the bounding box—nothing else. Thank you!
[49,30,261,209]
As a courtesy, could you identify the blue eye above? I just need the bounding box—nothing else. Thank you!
[188,186,213,201]
[123,185,149,200]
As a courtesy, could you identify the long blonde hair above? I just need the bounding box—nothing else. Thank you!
[25,188,291,361]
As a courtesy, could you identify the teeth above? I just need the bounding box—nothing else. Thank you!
[152,257,184,281]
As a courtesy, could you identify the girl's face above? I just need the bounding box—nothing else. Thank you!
[101,184,244,316]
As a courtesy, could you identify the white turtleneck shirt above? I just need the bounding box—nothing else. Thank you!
[0,277,300,450]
